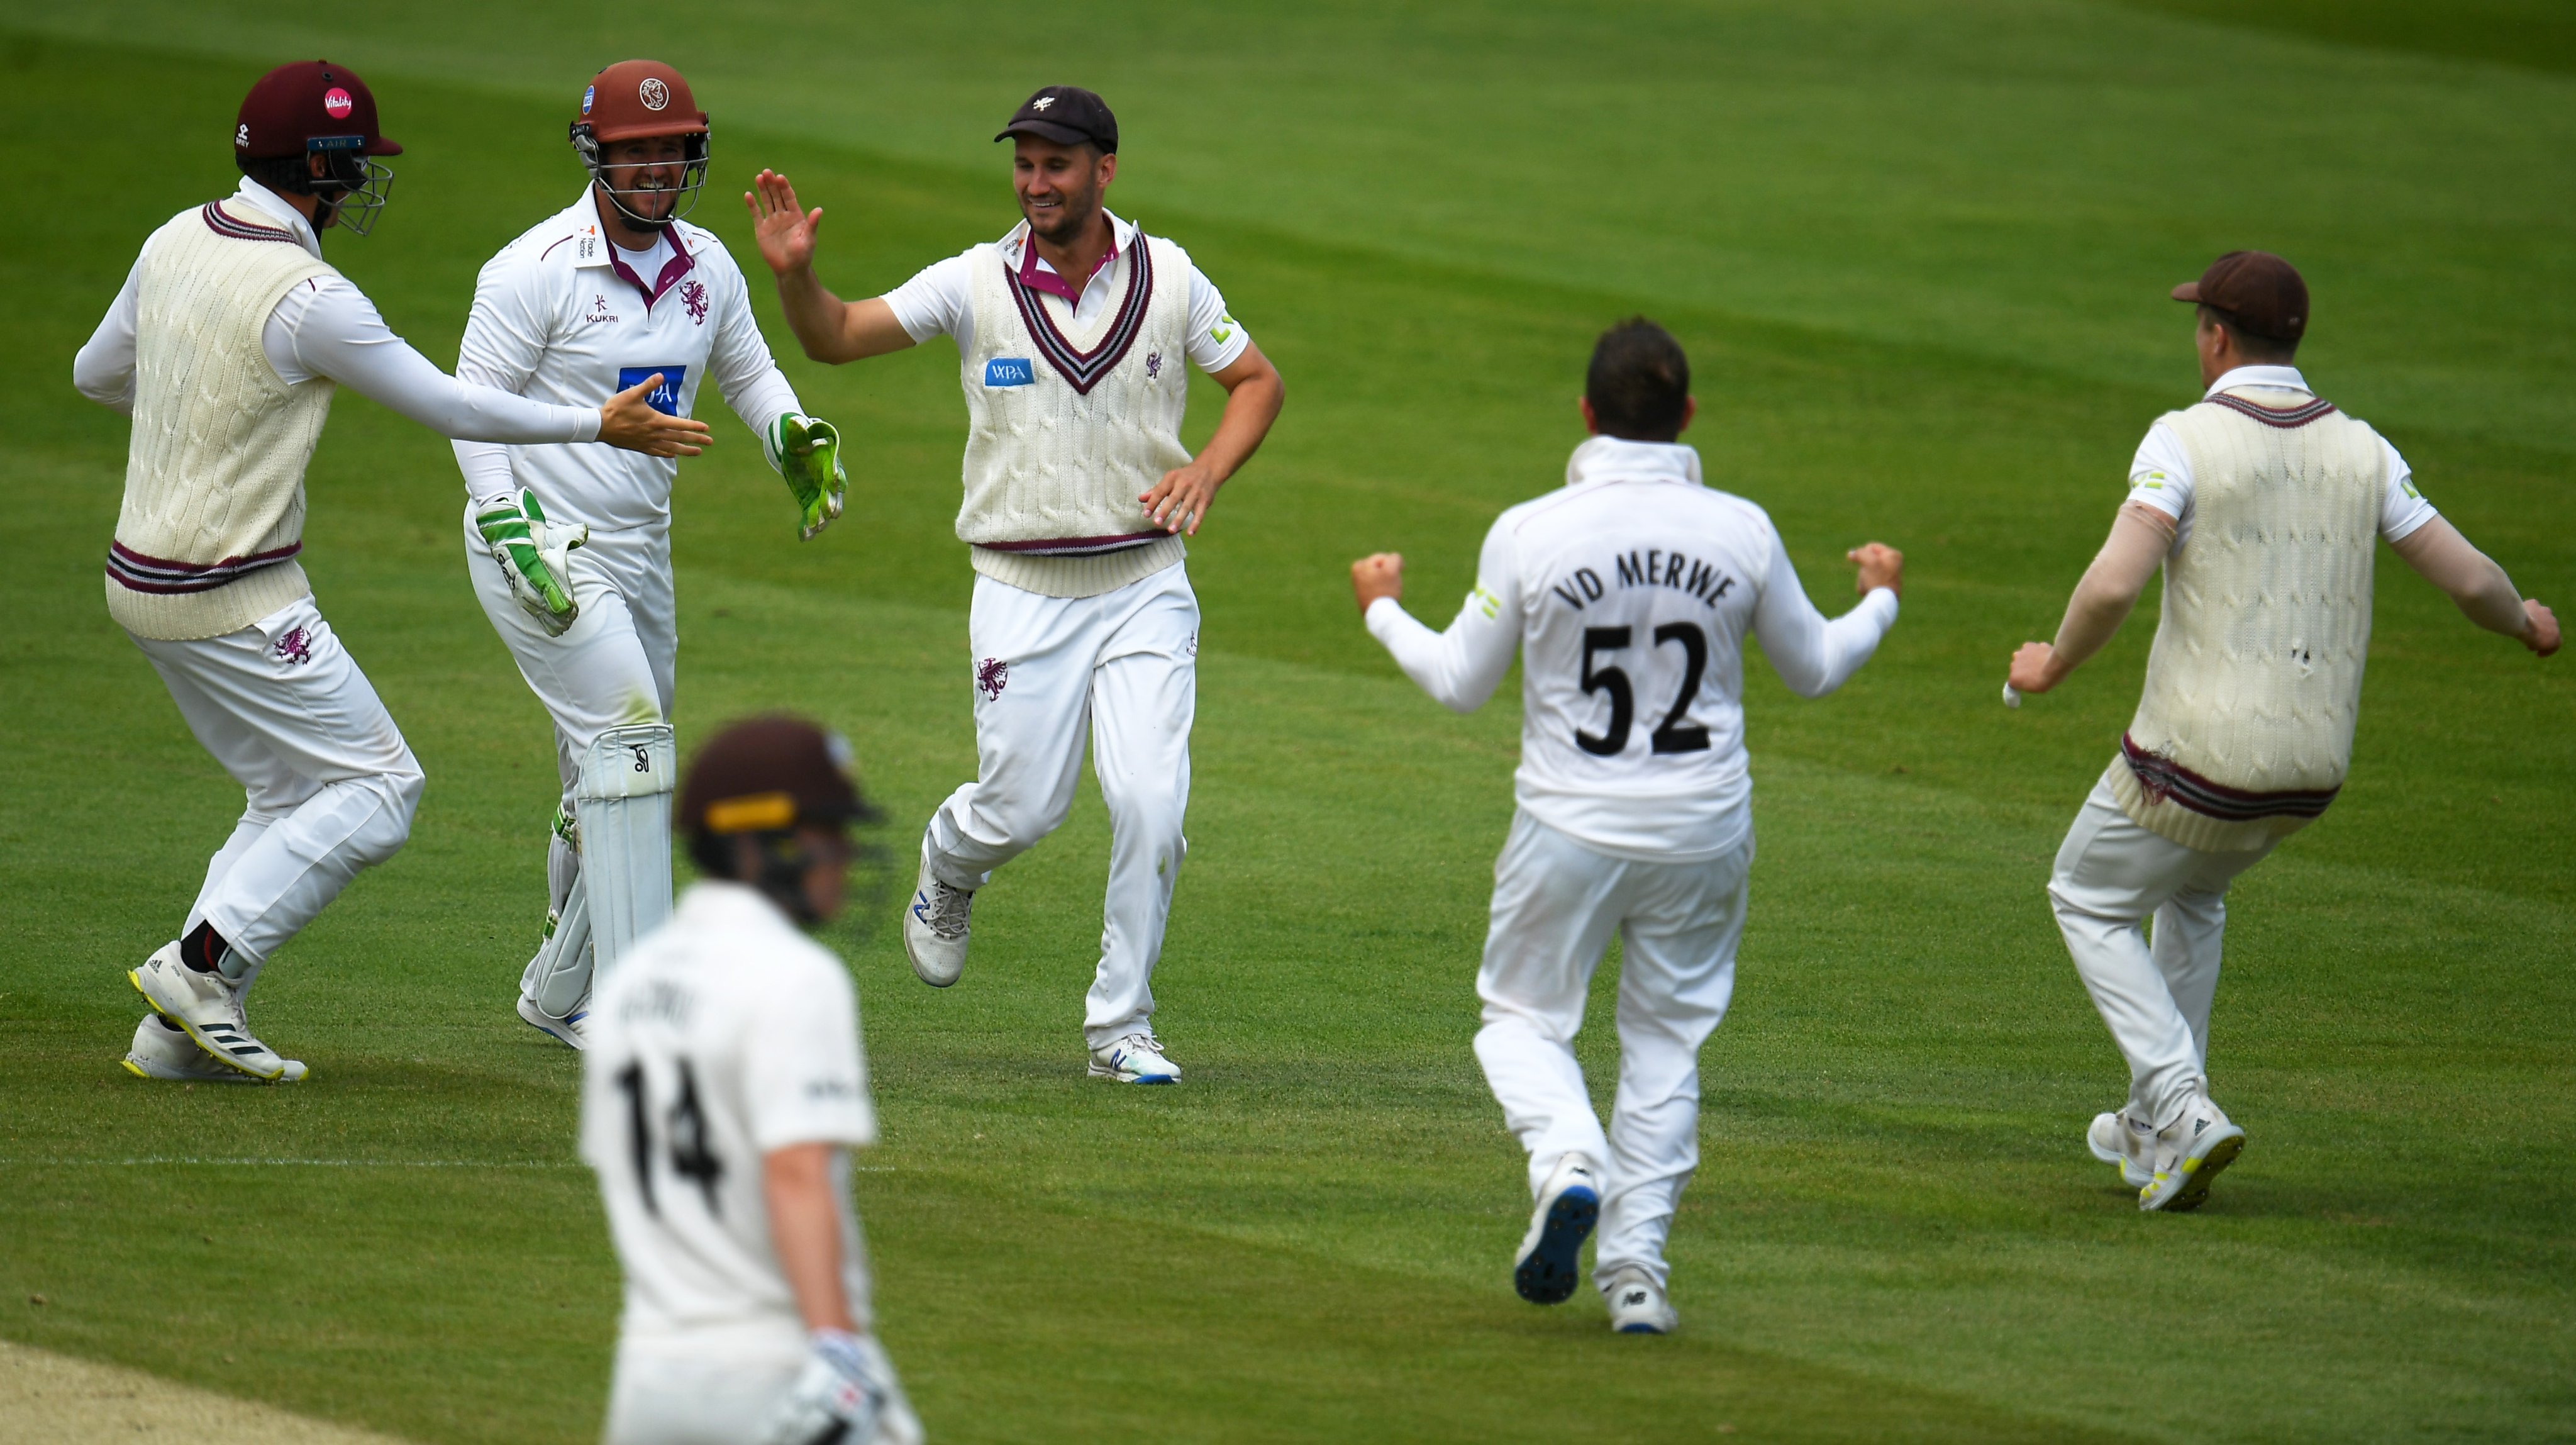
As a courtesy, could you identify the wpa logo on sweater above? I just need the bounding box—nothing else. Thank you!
[984,357,1035,388]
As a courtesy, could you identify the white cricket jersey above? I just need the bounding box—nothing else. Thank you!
[2126,364,2436,552]
[73,177,599,445]
[580,881,880,1362]
[880,210,1250,374]
[1368,436,1899,862]
[452,191,803,533]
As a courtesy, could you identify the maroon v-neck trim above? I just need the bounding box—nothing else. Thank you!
[1004,233,1154,396]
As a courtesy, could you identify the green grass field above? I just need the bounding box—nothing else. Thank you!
[3,4,2572,1441]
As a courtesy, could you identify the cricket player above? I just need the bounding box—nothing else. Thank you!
[454,60,848,1050]
[2009,252,2560,1212]
[746,85,1286,1083]
[1353,318,1904,1332]
[583,715,919,1445]
[72,60,707,1085]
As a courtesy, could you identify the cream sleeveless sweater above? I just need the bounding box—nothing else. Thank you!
[2106,386,2386,851]
[957,233,1192,598]
[106,201,339,640]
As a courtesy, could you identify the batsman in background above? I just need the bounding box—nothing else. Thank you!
[455,60,848,1049]
[747,85,1285,1085]
[583,717,920,1445]
[73,60,706,1085]
[1353,319,1902,1332]
[2009,252,2559,1212]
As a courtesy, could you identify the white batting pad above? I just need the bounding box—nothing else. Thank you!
[519,877,594,1020]
[578,722,677,979]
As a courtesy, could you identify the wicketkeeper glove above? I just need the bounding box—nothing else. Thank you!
[765,411,847,542]
[758,1329,919,1445]
[475,488,589,637]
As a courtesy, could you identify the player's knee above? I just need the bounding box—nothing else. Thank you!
[355,764,426,862]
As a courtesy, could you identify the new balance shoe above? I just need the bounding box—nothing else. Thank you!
[1601,1264,1678,1335]
[1513,1152,1601,1305]
[121,1013,306,1085]
[2138,1094,2246,1213]
[129,940,286,1081]
[516,991,589,1051]
[902,845,973,988]
[1089,1031,1181,1084]
[2087,1109,2154,1190]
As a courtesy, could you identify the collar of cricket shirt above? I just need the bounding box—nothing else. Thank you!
[2205,364,2309,398]
[1565,434,1705,490]
[230,176,323,260]
[1009,211,1136,305]
[562,191,697,308]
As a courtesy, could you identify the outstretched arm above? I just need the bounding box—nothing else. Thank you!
[2007,504,2172,695]
[747,170,918,364]
[1753,535,1904,698]
[1353,523,1521,713]
[2389,517,2559,656]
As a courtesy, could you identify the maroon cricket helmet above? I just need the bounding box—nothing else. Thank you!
[235,60,401,160]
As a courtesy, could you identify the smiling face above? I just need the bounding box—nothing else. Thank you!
[1011,135,1116,247]
[599,134,692,226]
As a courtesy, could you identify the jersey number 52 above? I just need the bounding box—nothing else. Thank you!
[1577,623,1712,756]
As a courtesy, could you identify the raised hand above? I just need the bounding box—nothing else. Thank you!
[598,373,711,457]
[1350,552,1405,614]
[2524,599,2561,657]
[1846,542,1903,597]
[746,169,823,278]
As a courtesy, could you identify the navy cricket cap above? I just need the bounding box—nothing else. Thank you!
[996,86,1117,152]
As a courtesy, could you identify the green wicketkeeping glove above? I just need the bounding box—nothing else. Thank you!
[475,488,589,637]
[765,412,846,542]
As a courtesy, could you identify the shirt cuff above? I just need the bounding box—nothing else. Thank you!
[1363,594,1411,639]
[569,406,601,443]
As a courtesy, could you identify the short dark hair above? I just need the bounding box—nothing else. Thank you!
[2198,303,2299,364]
[1585,318,1690,441]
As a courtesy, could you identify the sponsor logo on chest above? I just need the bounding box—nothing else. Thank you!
[616,365,688,415]
[984,357,1036,388]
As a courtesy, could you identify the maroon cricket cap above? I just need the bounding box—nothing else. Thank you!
[2172,250,2307,342]
[235,60,401,160]
[679,716,876,837]
[996,85,1118,152]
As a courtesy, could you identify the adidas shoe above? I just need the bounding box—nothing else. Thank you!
[902,845,973,988]
[1601,1264,1678,1335]
[2138,1095,2246,1213]
[2087,1110,2153,1190]
[1513,1152,1601,1305]
[129,940,286,1081]
[516,992,589,1051]
[122,1013,306,1085]
[1089,1031,1181,1084]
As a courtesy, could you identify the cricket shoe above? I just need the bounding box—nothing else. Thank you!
[902,847,974,988]
[1601,1265,1679,1335]
[122,1013,306,1085]
[2138,1095,2246,1213]
[2087,1109,2154,1190]
[1513,1152,1602,1305]
[516,992,589,1051]
[1089,1031,1181,1084]
[130,940,289,1081]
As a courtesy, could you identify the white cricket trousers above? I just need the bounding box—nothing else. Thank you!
[2048,770,2277,1130]
[464,511,675,922]
[1472,810,1753,1293]
[602,1349,923,1445]
[924,563,1197,1048]
[127,595,424,969]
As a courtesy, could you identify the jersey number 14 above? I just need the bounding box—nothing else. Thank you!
[1577,623,1712,756]
[616,1058,727,1216]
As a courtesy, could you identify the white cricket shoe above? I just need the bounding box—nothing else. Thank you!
[902,847,974,988]
[1601,1264,1679,1335]
[1089,1031,1181,1084]
[2088,1109,2154,1190]
[129,941,286,1081]
[1513,1152,1602,1304]
[516,992,589,1051]
[2138,1094,2246,1213]
[122,1013,307,1085]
